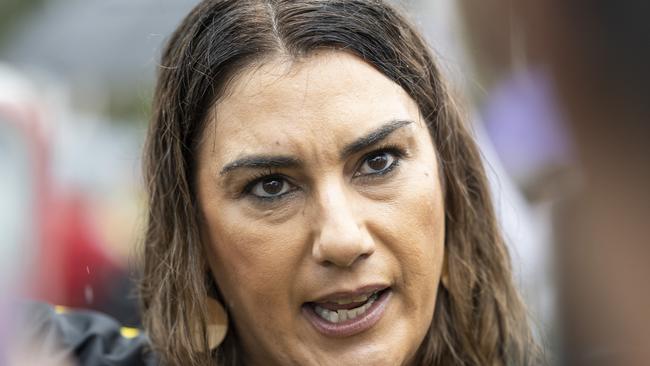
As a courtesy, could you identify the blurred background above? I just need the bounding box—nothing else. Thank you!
[1,0,648,365]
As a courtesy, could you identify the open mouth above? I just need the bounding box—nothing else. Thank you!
[312,289,383,323]
[302,287,391,337]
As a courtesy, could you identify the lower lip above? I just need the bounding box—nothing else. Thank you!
[302,289,391,338]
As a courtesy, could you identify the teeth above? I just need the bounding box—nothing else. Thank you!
[313,293,379,324]
[330,310,339,323]
[347,308,358,319]
[338,309,348,321]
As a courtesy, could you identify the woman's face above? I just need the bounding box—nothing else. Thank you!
[196,51,445,366]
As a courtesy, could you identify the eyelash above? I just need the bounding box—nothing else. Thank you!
[240,145,407,202]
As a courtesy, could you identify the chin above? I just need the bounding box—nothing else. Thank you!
[282,346,404,366]
[344,352,406,366]
[288,331,417,366]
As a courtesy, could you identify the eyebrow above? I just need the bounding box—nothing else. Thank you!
[220,155,301,175]
[218,119,413,176]
[340,119,413,159]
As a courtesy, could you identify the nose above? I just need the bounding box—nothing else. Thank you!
[312,181,375,267]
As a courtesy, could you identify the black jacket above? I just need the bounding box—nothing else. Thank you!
[19,303,157,366]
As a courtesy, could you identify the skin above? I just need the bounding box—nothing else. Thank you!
[196,51,445,366]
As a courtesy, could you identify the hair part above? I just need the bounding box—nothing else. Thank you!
[141,1,540,365]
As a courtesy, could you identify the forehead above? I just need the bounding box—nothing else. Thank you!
[199,51,422,165]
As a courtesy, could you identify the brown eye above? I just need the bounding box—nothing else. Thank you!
[357,151,396,176]
[368,154,388,170]
[262,179,282,194]
[251,177,291,198]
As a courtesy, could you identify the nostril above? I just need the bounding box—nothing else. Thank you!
[314,246,370,268]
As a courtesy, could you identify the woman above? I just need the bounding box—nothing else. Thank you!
[140,0,539,365]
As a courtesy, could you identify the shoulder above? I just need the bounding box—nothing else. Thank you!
[18,302,159,366]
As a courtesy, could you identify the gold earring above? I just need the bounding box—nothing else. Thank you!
[206,297,229,350]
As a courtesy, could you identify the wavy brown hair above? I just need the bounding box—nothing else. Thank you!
[141,0,540,365]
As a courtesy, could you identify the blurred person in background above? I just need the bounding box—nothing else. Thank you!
[525,1,650,365]
[0,63,137,365]
[0,63,135,319]
[460,0,650,364]
[1,0,145,331]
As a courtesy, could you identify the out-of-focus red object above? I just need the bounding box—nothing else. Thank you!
[0,65,120,308]
[40,193,122,308]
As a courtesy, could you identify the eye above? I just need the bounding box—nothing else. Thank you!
[249,176,293,198]
[356,151,398,176]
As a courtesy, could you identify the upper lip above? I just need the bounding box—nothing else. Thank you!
[307,283,390,303]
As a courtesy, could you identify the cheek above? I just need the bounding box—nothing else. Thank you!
[403,189,444,281]
[371,162,445,301]
[398,174,445,341]
[201,201,305,308]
